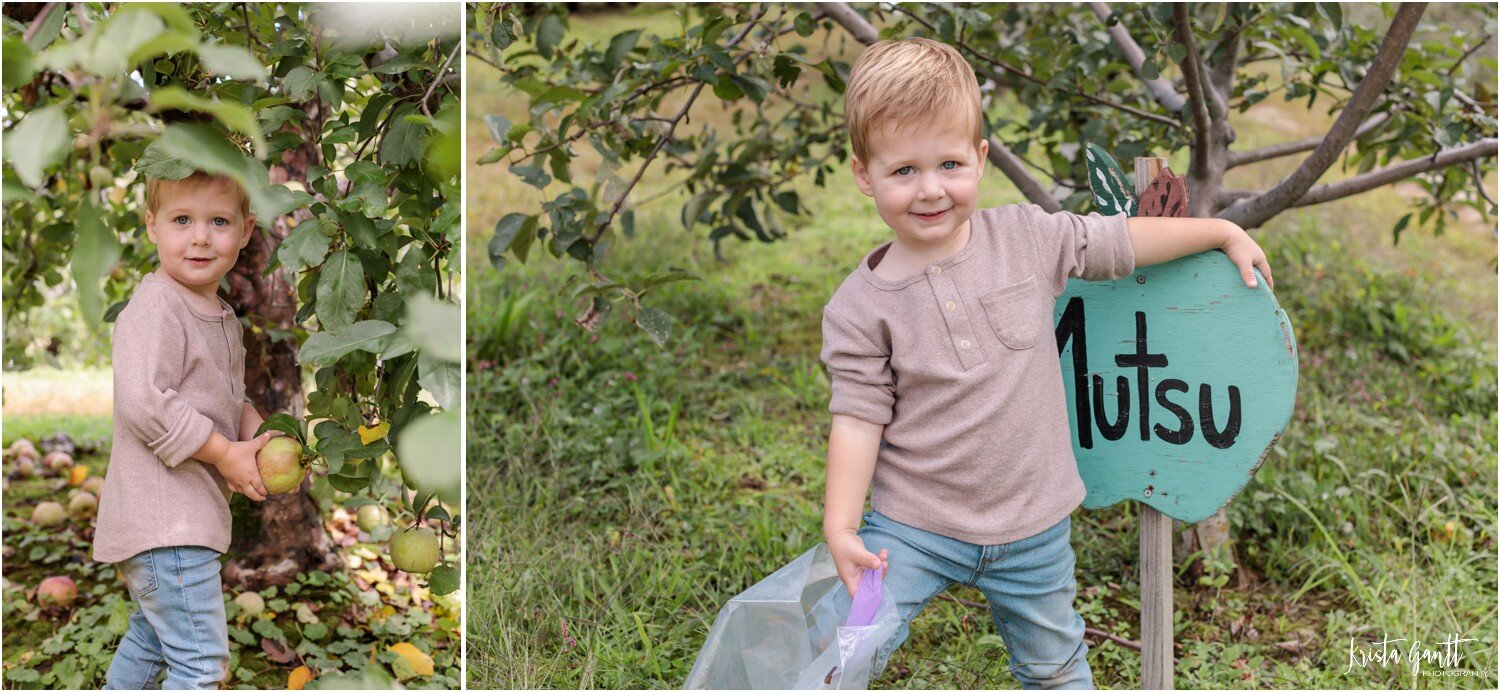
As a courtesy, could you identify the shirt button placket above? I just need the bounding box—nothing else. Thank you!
[928,264,982,369]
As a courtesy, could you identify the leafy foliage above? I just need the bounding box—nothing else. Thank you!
[2,2,462,681]
[474,2,1496,341]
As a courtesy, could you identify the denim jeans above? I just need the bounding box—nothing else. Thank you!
[852,510,1092,689]
[103,546,230,690]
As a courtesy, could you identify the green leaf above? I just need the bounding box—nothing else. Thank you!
[417,351,459,410]
[251,618,286,643]
[794,12,818,37]
[300,320,395,365]
[636,306,673,347]
[404,293,462,362]
[25,3,67,51]
[379,110,427,167]
[258,185,315,220]
[3,37,36,91]
[149,86,264,150]
[638,269,699,297]
[256,413,304,442]
[5,105,69,188]
[72,199,121,331]
[327,474,371,492]
[427,565,460,596]
[134,138,196,180]
[367,54,431,75]
[195,43,267,82]
[489,213,528,270]
[396,409,460,503]
[156,123,253,186]
[283,66,321,101]
[315,251,367,329]
[604,29,643,71]
[93,8,165,74]
[536,13,566,58]
[483,115,511,145]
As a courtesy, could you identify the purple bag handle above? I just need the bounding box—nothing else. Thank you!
[844,566,883,627]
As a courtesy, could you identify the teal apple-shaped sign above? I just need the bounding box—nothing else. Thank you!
[1055,253,1298,524]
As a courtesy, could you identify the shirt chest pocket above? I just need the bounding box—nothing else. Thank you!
[979,275,1041,350]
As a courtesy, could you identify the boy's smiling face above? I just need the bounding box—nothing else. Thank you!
[851,114,989,254]
[145,177,255,301]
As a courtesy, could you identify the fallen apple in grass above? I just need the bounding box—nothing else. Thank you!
[44,451,73,474]
[389,527,440,574]
[234,591,265,618]
[32,502,66,527]
[68,491,98,519]
[37,576,77,609]
[81,476,104,496]
[257,437,307,495]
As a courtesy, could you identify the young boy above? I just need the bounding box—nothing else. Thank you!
[820,39,1274,689]
[94,170,277,689]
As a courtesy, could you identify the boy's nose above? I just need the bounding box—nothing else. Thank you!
[917,174,944,200]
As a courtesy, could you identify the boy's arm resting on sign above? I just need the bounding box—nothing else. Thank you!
[1127,216,1275,290]
[825,414,889,599]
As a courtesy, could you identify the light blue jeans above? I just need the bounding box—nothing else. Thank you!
[104,546,230,690]
[852,510,1093,689]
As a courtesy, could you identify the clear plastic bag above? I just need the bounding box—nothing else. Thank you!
[685,543,900,690]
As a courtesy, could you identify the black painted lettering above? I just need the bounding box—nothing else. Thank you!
[1054,297,1092,449]
[1091,374,1130,441]
[1199,384,1241,449]
[1153,379,1194,444]
[1114,311,1168,442]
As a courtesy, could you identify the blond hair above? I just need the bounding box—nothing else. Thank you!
[844,37,984,163]
[145,171,252,220]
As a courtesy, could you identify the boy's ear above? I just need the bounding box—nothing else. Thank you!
[851,155,874,197]
[237,216,256,249]
[144,211,158,244]
[976,139,989,178]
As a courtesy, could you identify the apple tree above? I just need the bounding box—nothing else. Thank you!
[2,2,462,593]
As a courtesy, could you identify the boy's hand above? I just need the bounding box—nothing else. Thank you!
[1221,227,1275,290]
[827,530,888,598]
[218,433,272,501]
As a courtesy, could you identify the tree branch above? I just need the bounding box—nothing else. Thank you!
[1221,3,1429,229]
[818,1,1061,210]
[1089,2,1187,113]
[419,41,462,118]
[1288,138,1497,207]
[586,7,767,244]
[894,5,1180,128]
[1227,111,1392,168]
[1175,4,1214,179]
[22,3,59,44]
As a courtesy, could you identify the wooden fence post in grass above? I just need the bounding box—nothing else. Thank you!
[1059,149,1300,690]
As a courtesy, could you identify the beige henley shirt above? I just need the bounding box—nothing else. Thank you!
[93,272,246,563]
[820,204,1135,544]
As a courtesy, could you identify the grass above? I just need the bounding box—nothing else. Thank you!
[468,6,1496,689]
[1,367,113,417]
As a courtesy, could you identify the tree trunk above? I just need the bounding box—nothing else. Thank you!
[222,130,340,589]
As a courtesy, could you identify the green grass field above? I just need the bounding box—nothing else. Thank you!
[468,6,1496,689]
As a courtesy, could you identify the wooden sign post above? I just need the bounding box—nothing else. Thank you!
[1057,152,1299,689]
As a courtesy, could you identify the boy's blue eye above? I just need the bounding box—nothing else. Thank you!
[213,217,229,227]
[173,215,190,224]
[895,166,913,176]
[942,161,959,170]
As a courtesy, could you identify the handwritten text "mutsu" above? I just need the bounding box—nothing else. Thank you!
[1344,632,1480,678]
